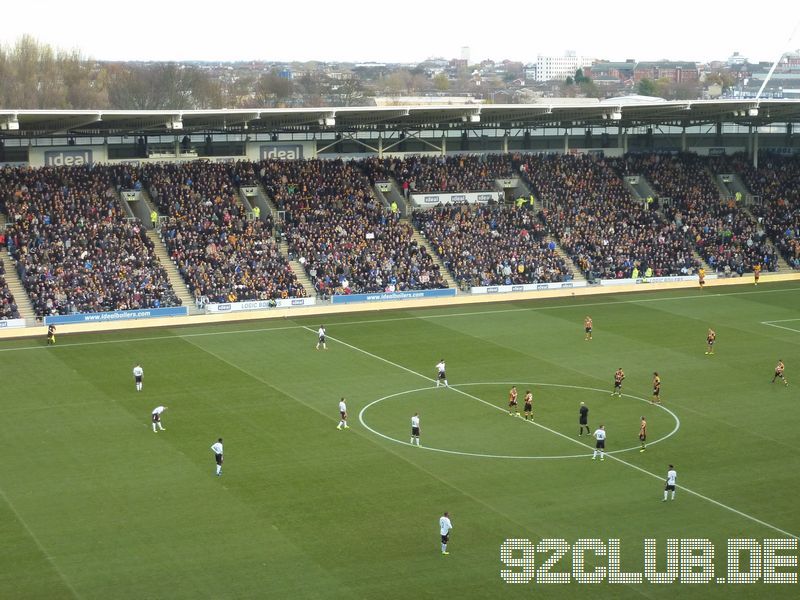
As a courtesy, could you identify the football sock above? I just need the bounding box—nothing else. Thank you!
[671,492,675,500]
[663,491,668,501]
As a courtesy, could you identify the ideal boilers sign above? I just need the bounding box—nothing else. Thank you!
[30,146,106,167]
[259,144,304,160]
[44,149,93,166]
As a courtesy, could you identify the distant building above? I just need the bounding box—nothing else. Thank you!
[590,60,636,83]
[535,52,592,82]
[727,52,748,66]
[634,61,699,83]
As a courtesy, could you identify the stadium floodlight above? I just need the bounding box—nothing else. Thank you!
[747,107,759,117]
[609,110,622,120]
[166,115,183,130]
[1,115,19,130]
[318,113,336,127]
[462,110,481,123]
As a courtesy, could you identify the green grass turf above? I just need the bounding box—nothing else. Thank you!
[1,281,799,599]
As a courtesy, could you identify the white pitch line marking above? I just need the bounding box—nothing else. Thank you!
[317,327,799,541]
[358,382,680,459]
[2,285,799,354]
[761,320,800,335]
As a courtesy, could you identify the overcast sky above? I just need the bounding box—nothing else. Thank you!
[4,0,800,64]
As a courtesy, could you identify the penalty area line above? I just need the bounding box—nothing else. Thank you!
[761,320,800,335]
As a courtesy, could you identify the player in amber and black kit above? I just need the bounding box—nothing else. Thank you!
[578,402,589,436]
[611,368,625,397]
[772,360,788,386]
[46,324,56,345]
[523,390,533,421]
[652,372,661,404]
[508,386,519,416]
[639,416,647,452]
[705,328,716,355]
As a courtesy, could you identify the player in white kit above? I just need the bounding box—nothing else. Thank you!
[410,413,421,446]
[337,397,349,430]
[592,425,606,461]
[133,364,144,391]
[663,465,677,501]
[151,406,167,432]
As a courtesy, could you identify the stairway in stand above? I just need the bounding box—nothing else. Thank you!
[739,206,793,272]
[256,183,280,216]
[544,236,586,283]
[277,238,315,296]
[652,205,713,273]
[0,247,37,324]
[145,230,202,314]
[409,228,459,289]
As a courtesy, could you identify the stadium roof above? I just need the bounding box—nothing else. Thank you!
[1,99,799,137]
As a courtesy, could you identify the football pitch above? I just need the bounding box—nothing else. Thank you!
[1,282,799,599]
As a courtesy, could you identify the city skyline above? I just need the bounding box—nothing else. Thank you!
[3,0,799,65]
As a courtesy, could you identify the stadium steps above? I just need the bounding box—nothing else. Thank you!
[692,250,713,273]
[544,236,586,283]
[144,230,202,315]
[0,246,37,324]
[255,183,280,219]
[138,189,162,230]
[381,180,408,216]
[738,207,794,272]
[277,237,316,297]
[371,184,391,209]
[237,189,254,212]
[648,202,714,273]
[409,229,459,289]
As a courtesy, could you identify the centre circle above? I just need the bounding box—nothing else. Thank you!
[358,382,681,460]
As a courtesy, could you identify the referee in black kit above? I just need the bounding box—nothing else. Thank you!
[578,402,589,436]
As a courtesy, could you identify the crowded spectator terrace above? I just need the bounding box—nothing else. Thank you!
[259,158,446,294]
[0,165,180,317]
[516,154,699,279]
[360,154,515,195]
[710,153,800,270]
[143,161,304,303]
[1,152,796,318]
[615,153,777,275]
[413,204,571,287]
[0,260,20,319]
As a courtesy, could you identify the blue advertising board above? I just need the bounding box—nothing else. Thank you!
[44,306,188,325]
[330,288,456,305]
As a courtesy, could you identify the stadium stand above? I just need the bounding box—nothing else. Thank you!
[412,203,572,287]
[360,154,515,195]
[516,154,700,279]
[0,259,20,319]
[612,152,777,275]
[143,161,305,303]
[709,153,800,270]
[0,165,181,317]
[259,158,447,295]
